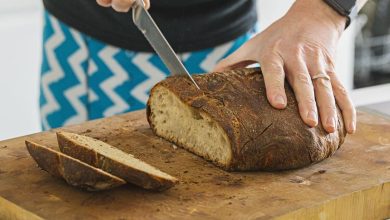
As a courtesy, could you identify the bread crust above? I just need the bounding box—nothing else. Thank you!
[147,68,346,171]
[25,140,125,191]
[56,132,178,191]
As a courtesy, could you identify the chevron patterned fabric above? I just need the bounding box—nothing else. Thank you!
[40,11,258,130]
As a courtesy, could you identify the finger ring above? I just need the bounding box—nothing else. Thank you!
[311,73,330,81]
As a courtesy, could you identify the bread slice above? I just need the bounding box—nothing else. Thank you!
[56,132,178,191]
[146,68,346,171]
[25,140,125,191]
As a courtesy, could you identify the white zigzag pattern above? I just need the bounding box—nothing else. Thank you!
[40,15,65,130]
[63,29,88,126]
[99,46,129,117]
[131,53,167,104]
[180,53,191,62]
[88,88,99,103]
[200,41,234,72]
[87,59,99,103]
[88,59,98,76]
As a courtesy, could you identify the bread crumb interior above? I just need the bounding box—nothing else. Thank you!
[61,132,174,179]
[149,86,232,166]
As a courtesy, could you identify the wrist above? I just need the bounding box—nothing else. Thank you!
[289,0,347,36]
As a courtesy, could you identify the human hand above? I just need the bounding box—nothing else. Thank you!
[214,0,356,134]
[96,0,150,12]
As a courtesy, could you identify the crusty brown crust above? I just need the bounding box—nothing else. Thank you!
[56,132,178,191]
[25,140,125,191]
[147,68,346,171]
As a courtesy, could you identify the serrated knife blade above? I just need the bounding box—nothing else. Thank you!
[132,0,200,89]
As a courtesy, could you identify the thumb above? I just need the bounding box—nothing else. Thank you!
[213,42,256,72]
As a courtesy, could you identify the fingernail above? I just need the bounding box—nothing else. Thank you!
[326,117,336,131]
[273,95,286,107]
[307,111,318,126]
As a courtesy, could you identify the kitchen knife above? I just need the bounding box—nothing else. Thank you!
[132,0,200,89]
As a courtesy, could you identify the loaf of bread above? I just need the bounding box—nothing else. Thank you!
[25,141,125,191]
[147,68,346,171]
[57,132,178,191]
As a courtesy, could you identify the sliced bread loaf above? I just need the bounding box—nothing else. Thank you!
[146,68,346,171]
[56,132,178,191]
[25,140,125,191]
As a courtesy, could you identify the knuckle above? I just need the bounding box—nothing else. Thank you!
[273,76,285,85]
[268,61,284,74]
[323,104,337,113]
[304,44,321,56]
[267,45,279,55]
[315,78,332,90]
[260,49,281,62]
[306,98,317,106]
[326,69,337,79]
[264,77,284,91]
[294,73,311,86]
[267,39,283,53]
[285,45,304,60]
[311,51,321,62]
[260,57,285,77]
[270,84,284,93]
[323,50,336,64]
[326,57,336,68]
[335,84,349,96]
[292,45,304,57]
[299,98,316,107]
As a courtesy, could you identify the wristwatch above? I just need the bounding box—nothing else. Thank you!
[323,0,358,28]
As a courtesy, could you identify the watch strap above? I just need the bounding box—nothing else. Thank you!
[323,0,358,28]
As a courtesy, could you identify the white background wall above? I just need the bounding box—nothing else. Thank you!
[0,0,43,140]
[0,0,388,141]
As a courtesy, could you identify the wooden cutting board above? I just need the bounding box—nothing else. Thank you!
[0,110,389,220]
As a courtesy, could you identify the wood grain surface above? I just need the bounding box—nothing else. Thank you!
[0,196,43,220]
[0,110,389,220]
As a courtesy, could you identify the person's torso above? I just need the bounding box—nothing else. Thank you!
[43,0,257,52]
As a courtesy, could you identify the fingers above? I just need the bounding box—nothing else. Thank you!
[312,76,337,133]
[328,72,356,134]
[213,41,256,72]
[111,0,135,12]
[260,53,287,109]
[286,56,318,127]
[307,52,337,133]
[96,0,150,12]
[213,34,354,134]
[306,48,355,134]
[214,40,287,110]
